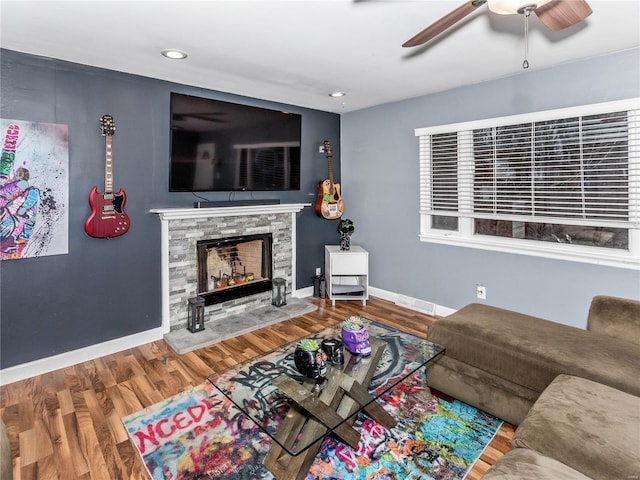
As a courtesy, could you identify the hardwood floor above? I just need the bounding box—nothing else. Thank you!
[0,296,514,479]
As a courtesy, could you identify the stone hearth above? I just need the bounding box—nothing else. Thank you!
[151,204,309,341]
[163,297,316,354]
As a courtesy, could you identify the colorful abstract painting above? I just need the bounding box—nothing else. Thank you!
[1,118,69,260]
[123,321,502,480]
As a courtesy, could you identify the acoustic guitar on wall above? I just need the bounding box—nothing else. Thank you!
[84,114,130,238]
[315,140,344,220]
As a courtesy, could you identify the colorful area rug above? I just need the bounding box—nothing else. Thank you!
[123,321,501,480]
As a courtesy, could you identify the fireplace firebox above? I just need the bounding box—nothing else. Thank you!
[196,233,273,306]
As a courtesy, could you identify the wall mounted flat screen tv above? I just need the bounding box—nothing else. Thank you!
[169,92,302,192]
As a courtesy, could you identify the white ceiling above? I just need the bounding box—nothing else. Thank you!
[1,0,639,113]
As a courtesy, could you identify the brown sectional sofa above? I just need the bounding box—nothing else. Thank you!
[426,295,640,480]
[506,374,640,480]
[427,295,640,425]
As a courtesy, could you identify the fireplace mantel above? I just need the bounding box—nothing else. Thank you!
[151,203,310,333]
[150,203,309,221]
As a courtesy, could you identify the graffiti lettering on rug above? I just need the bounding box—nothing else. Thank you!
[132,395,223,455]
[123,322,502,480]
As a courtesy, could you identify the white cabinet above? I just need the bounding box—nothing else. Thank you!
[325,245,369,306]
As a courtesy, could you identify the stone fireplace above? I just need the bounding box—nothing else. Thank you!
[151,203,308,333]
[197,233,273,305]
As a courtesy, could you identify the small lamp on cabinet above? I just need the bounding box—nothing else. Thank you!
[187,296,205,332]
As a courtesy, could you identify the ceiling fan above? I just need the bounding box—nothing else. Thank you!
[403,0,592,67]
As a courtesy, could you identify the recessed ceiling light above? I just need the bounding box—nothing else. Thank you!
[161,49,188,60]
[329,92,346,98]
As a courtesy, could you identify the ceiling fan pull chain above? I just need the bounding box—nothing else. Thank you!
[522,7,531,69]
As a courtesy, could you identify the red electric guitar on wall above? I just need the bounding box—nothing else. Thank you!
[84,115,130,238]
[315,140,344,220]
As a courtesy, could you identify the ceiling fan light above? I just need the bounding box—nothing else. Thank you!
[487,0,552,14]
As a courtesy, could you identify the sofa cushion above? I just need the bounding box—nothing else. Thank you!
[427,356,538,425]
[587,295,640,345]
[428,303,640,396]
[482,448,591,480]
[513,374,640,480]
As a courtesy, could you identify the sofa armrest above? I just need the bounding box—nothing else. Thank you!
[587,295,640,346]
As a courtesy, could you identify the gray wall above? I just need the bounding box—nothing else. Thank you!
[341,48,640,329]
[2,47,639,370]
[0,49,340,369]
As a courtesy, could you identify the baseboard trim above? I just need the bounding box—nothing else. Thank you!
[0,327,164,386]
[294,286,314,298]
[368,287,456,317]
[0,287,455,386]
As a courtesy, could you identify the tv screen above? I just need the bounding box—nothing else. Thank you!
[169,92,301,192]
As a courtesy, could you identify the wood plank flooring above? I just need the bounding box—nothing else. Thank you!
[0,296,514,479]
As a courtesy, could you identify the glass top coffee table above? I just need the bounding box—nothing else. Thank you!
[208,317,445,480]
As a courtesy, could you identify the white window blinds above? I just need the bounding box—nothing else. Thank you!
[418,102,640,230]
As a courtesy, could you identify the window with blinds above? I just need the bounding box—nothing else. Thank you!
[416,99,640,269]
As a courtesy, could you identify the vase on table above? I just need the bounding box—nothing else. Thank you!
[294,339,328,379]
[321,338,344,365]
[341,316,371,357]
[337,219,355,251]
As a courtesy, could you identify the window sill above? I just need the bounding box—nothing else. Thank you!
[419,232,640,270]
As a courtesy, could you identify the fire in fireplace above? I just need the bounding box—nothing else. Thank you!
[196,233,273,306]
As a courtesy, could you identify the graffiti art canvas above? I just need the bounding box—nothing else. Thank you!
[1,119,69,260]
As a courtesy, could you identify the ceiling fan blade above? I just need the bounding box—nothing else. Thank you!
[402,0,486,47]
[535,0,592,31]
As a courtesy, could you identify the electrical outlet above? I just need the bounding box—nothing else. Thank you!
[476,284,487,300]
